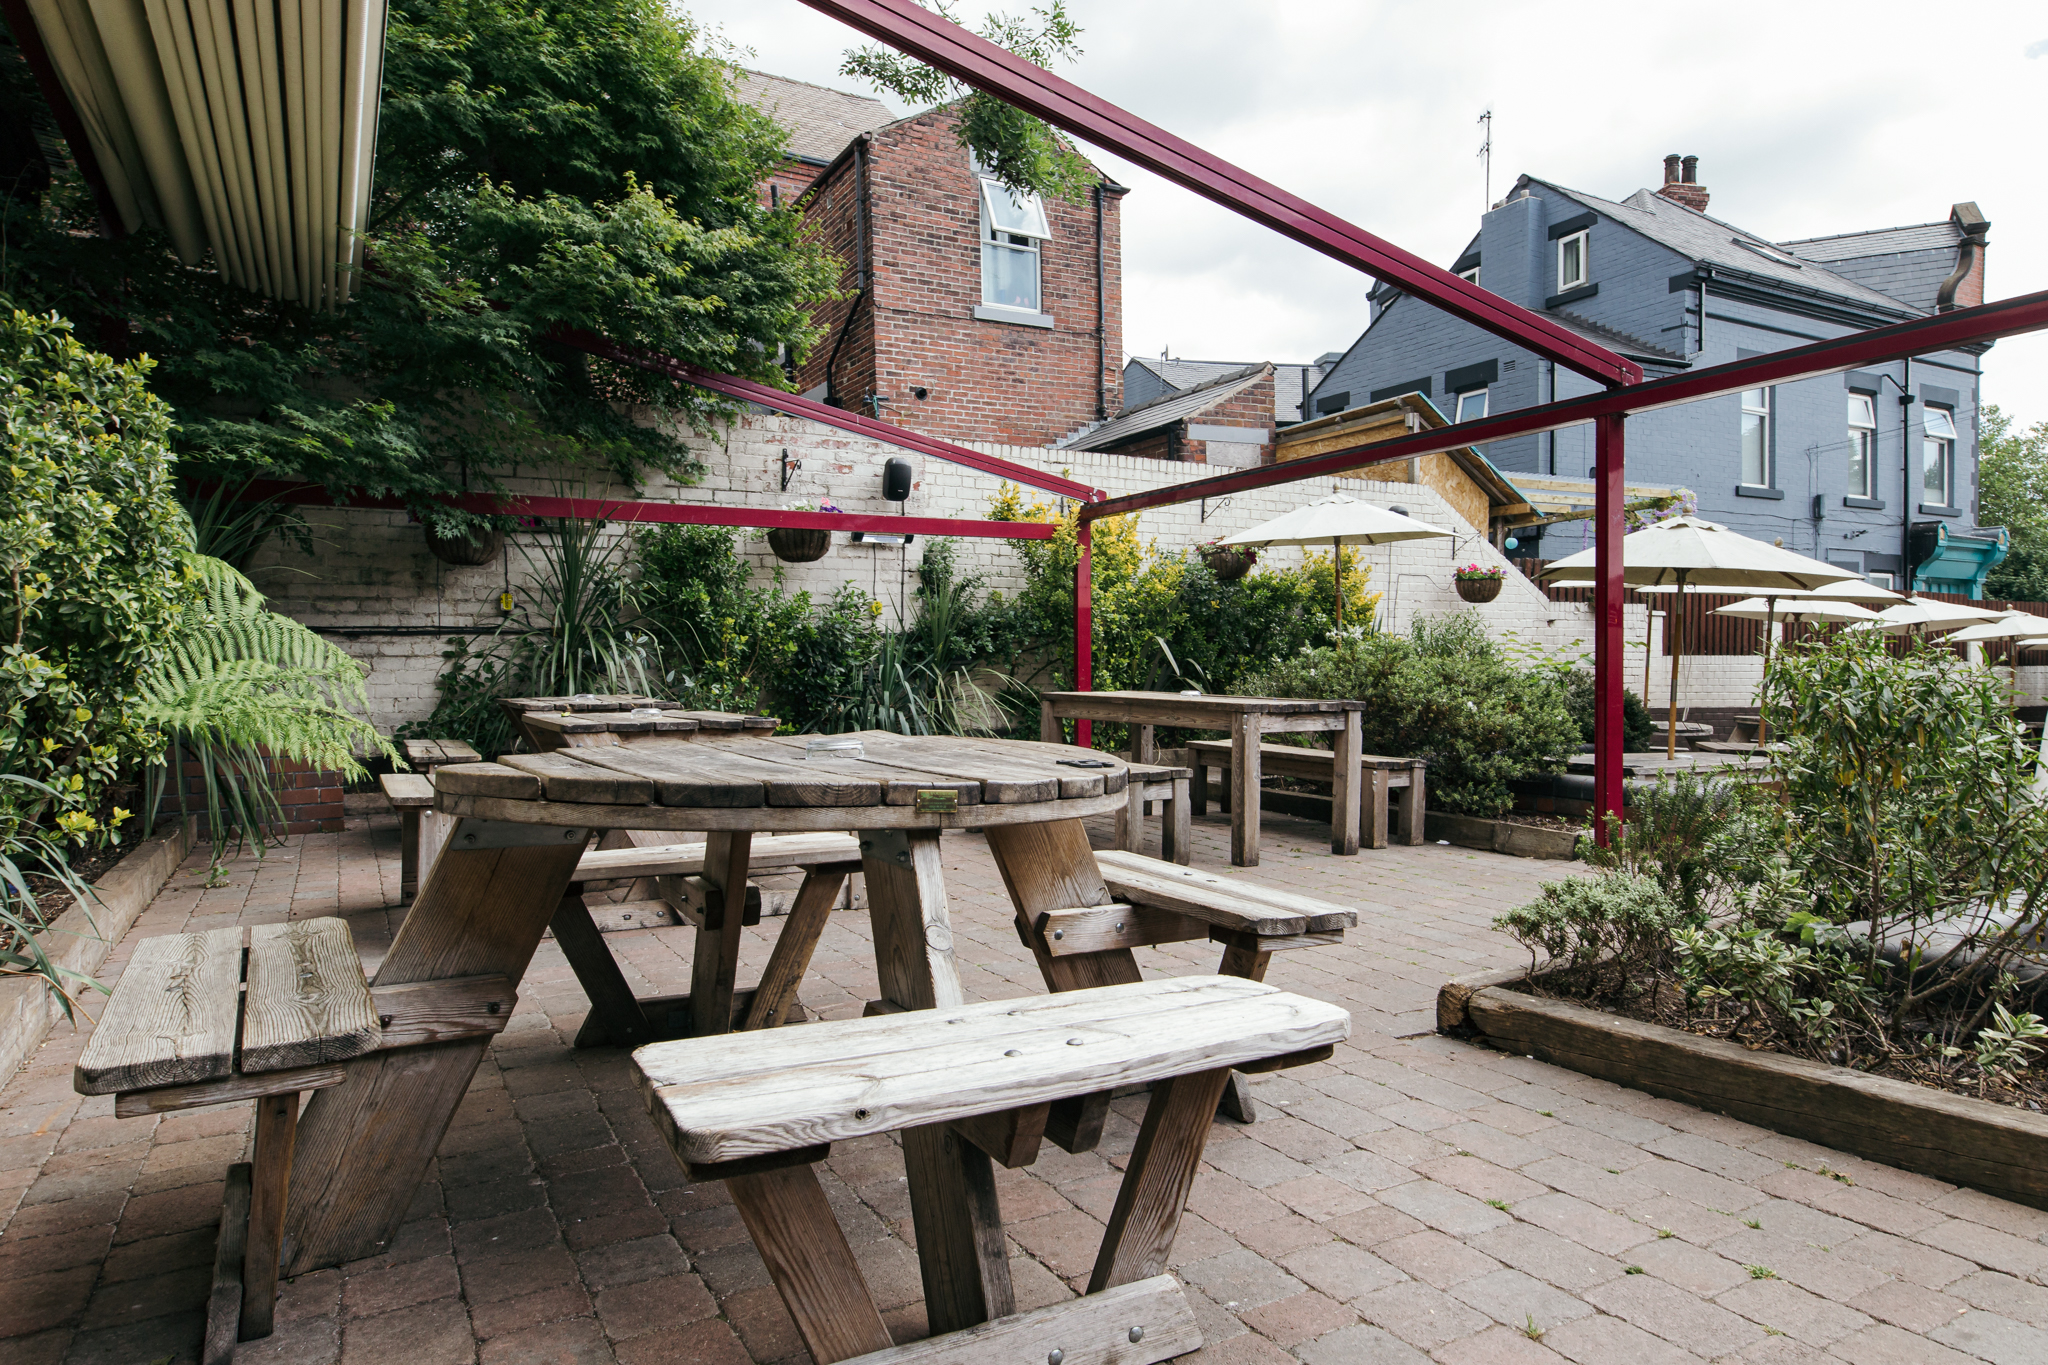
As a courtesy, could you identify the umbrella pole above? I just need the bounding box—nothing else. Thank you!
[1668,573,1688,760]
[1760,597,1776,746]
[1333,537,1342,636]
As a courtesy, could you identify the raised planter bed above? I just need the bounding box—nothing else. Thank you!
[1438,965,2048,1212]
[1424,810,1578,860]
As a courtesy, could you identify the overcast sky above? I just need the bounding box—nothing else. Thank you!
[686,0,2047,434]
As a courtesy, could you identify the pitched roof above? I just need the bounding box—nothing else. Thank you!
[1777,220,1963,314]
[734,70,893,165]
[1525,178,1918,318]
[1065,363,1271,451]
[1126,357,1328,424]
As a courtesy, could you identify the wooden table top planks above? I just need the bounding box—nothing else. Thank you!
[1041,690,1366,728]
[432,732,1132,832]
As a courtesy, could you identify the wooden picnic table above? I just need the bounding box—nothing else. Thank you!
[277,731,1133,1279]
[1564,750,1773,779]
[1040,691,1367,865]
[495,696,777,752]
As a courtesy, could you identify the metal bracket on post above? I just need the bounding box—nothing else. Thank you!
[451,820,590,852]
[858,830,914,868]
[1200,496,1233,524]
[780,447,800,492]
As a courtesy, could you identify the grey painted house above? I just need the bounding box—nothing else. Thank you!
[1306,156,2003,594]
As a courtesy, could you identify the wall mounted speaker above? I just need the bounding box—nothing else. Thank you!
[882,457,913,502]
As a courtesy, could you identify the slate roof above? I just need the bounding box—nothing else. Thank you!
[1528,178,1920,319]
[1065,363,1270,451]
[1125,357,1328,424]
[1778,220,1963,314]
[734,70,893,164]
[1548,310,1686,367]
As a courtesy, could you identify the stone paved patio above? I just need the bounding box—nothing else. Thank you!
[5,807,2048,1364]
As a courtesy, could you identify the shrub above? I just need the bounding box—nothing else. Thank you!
[1243,614,1578,815]
[1579,769,1751,918]
[1561,670,1658,752]
[1494,873,1681,999]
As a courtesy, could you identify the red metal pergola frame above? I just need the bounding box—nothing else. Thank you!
[25,0,2048,833]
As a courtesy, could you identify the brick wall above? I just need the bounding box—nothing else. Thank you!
[246,407,1601,735]
[791,148,875,407]
[791,109,1121,447]
[176,753,345,837]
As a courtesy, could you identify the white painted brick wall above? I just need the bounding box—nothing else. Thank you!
[245,412,1616,733]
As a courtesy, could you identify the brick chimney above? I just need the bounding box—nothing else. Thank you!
[1655,153,1710,212]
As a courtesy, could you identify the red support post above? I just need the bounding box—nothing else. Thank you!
[1074,520,1094,750]
[1593,414,1626,842]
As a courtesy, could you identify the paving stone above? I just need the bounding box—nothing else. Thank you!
[1927,1308,2048,1362]
[1584,1269,1767,1357]
[1352,1279,1491,1350]
[1293,1321,1433,1363]
[1714,1276,1872,1346]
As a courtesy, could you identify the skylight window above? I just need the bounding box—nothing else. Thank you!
[1735,238,1804,268]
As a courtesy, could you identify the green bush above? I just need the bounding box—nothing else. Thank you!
[1562,671,1658,752]
[1243,614,1578,815]
[1494,873,1681,999]
[1580,769,1752,918]
[0,305,191,840]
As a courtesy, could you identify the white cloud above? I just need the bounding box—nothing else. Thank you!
[687,0,2048,428]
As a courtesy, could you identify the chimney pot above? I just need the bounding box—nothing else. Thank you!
[1681,155,1699,185]
[1663,154,1682,185]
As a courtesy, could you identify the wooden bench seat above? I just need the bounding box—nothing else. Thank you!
[75,918,511,1359]
[633,975,1348,1364]
[378,773,435,899]
[1020,848,1357,1124]
[1185,739,1426,848]
[1115,761,1191,864]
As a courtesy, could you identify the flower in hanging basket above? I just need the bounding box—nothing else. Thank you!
[1453,563,1505,581]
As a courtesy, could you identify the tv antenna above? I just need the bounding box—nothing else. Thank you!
[1476,109,1493,208]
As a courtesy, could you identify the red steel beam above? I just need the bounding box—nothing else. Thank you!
[801,0,1641,390]
[1080,288,2048,522]
[552,327,1105,505]
[1592,415,1625,843]
[234,481,1058,541]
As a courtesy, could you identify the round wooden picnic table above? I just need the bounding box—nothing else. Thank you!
[277,731,1134,1302]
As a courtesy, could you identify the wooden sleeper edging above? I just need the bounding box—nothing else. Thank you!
[1437,966,2048,1212]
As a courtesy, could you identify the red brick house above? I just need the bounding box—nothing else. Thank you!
[1065,363,1278,466]
[739,72,1126,448]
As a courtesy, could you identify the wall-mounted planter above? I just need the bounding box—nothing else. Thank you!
[425,524,503,566]
[1437,966,2048,1213]
[767,528,832,563]
[1454,575,1504,604]
[1199,545,1257,582]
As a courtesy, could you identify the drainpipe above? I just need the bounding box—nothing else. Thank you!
[1899,358,1915,593]
[1936,208,1990,312]
[1094,183,1108,420]
[823,138,872,410]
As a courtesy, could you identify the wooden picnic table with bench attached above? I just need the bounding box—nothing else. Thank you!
[1184,740,1426,849]
[1040,691,1367,865]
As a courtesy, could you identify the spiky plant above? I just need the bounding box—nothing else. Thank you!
[136,555,396,869]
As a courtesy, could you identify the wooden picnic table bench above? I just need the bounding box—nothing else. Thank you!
[1018,847,1357,1123]
[74,918,513,1361]
[377,773,436,899]
[631,974,1349,1362]
[1184,740,1426,849]
[1116,761,1191,863]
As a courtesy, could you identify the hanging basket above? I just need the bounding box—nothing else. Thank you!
[1454,575,1504,604]
[1198,544,1257,582]
[767,527,832,563]
[425,524,503,567]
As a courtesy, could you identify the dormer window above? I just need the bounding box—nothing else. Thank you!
[1458,266,1480,285]
[1556,230,1590,292]
[976,168,1051,315]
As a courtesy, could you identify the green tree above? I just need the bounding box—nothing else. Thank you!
[0,0,839,541]
[1980,403,2048,601]
[840,0,1098,202]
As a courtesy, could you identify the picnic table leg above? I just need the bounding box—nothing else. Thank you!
[1166,773,1191,865]
[552,891,654,1048]
[986,819,1138,1153]
[690,832,755,1037]
[1134,723,1157,765]
[1089,1065,1235,1292]
[1039,698,1061,744]
[1332,711,1362,857]
[1230,712,1262,866]
[1366,768,1391,850]
[282,831,589,1275]
[1192,749,1209,818]
[1115,777,1143,854]
[399,808,420,900]
[728,1163,894,1363]
[1215,938,1274,1124]
[238,1090,297,1341]
[1405,764,1427,844]
[739,865,849,1030]
[864,830,1013,1333]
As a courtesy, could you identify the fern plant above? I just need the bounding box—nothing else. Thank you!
[136,555,396,868]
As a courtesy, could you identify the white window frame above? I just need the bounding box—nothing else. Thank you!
[1455,387,1488,423]
[975,166,1051,319]
[1458,266,1480,285]
[1556,230,1590,292]
[1740,386,1773,488]
[1847,393,1877,499]
[1923,406,1958,507]
[1867,572,1896,591]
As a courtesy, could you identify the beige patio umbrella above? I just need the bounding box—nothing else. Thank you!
[1855,599,2005,635]
[1541,516,1861,756]
[1218,494,1453,634]
[1946,611,2048,645]
[1713,596,1882,741]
